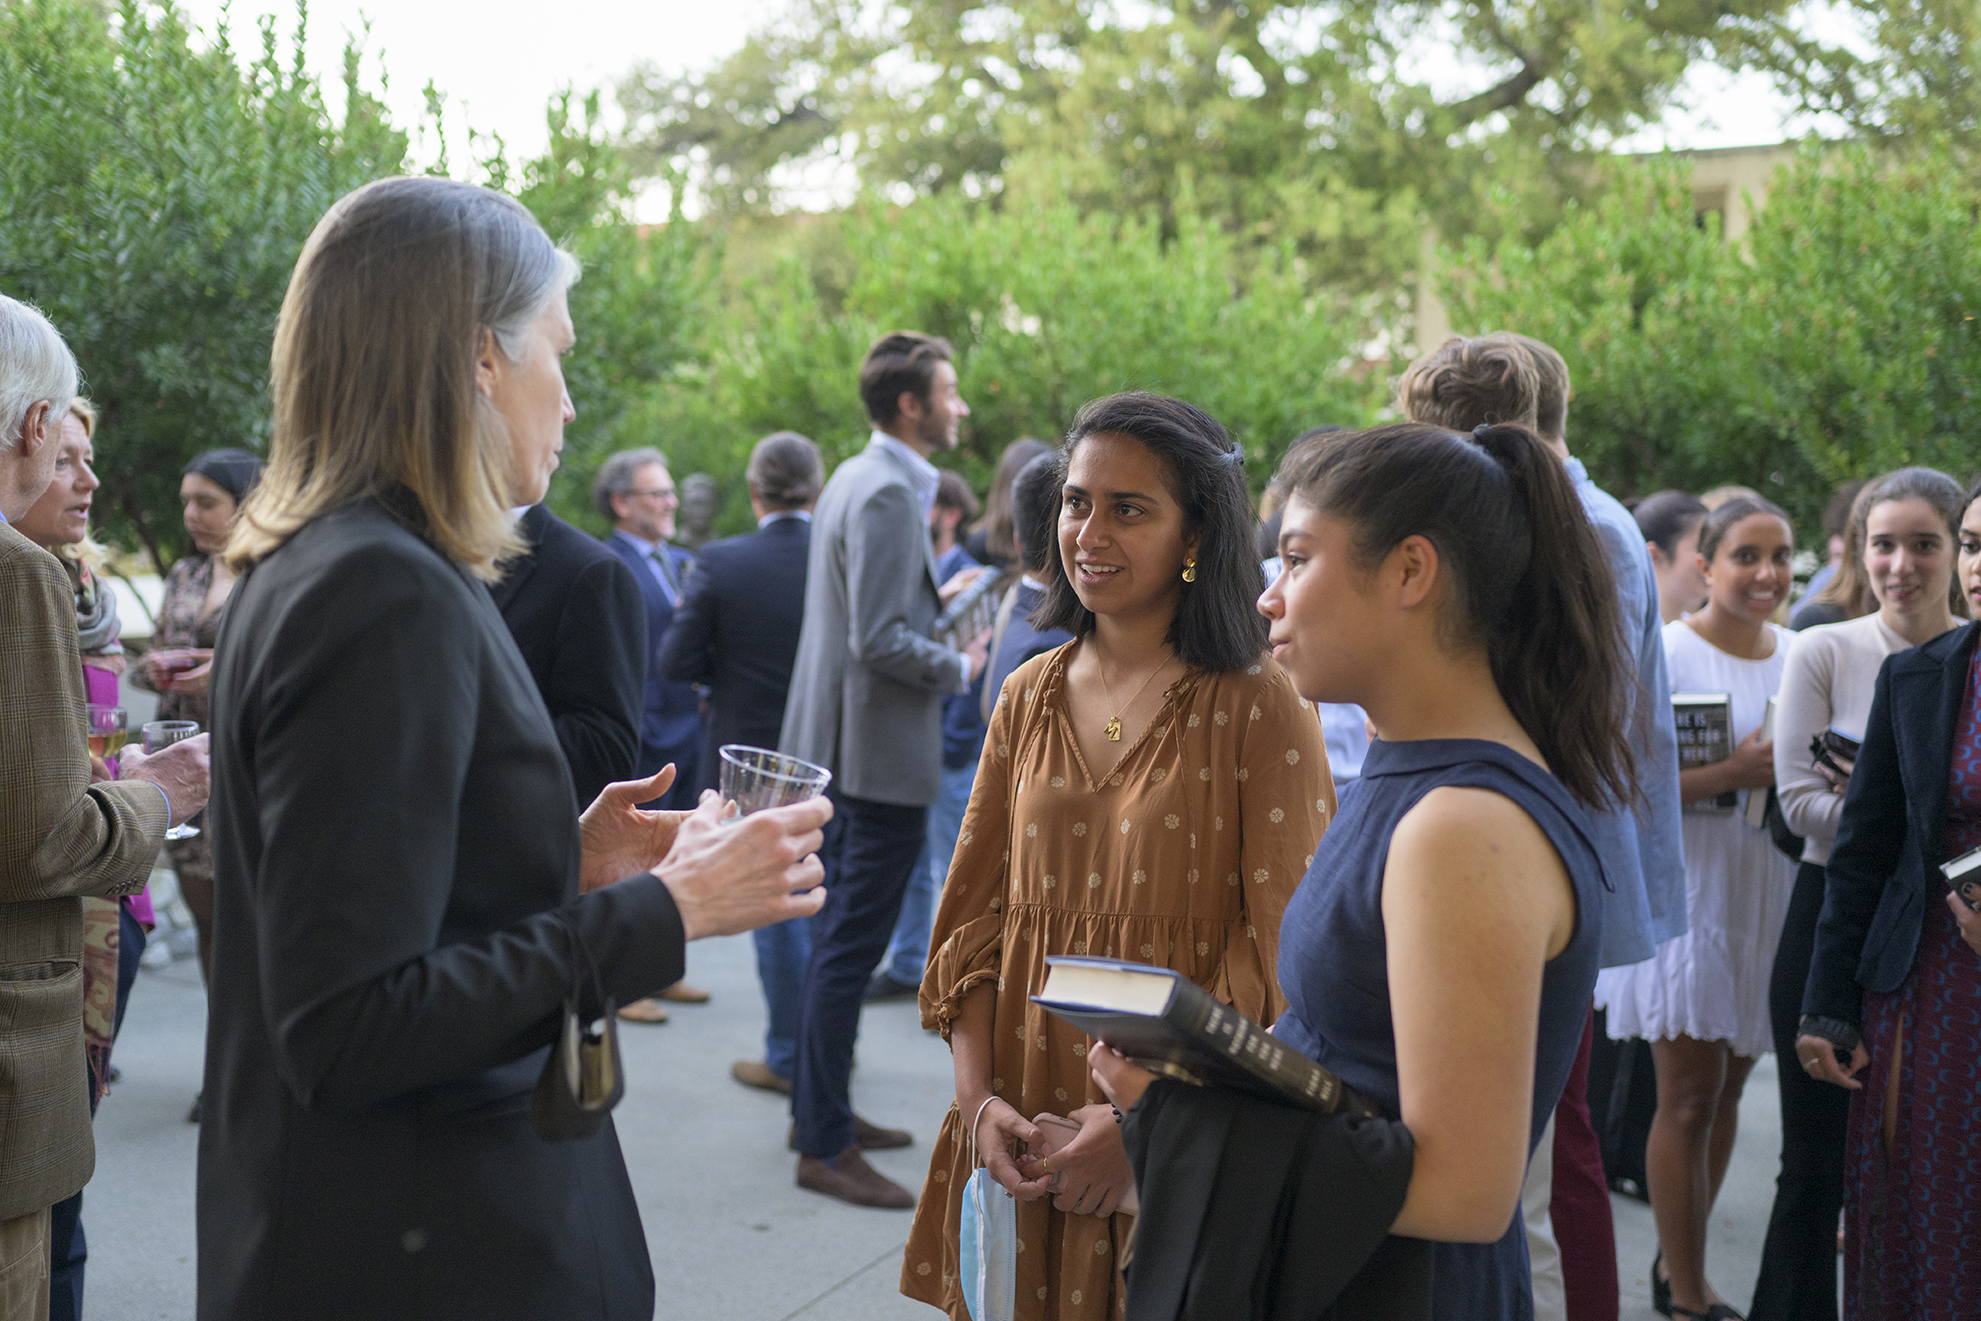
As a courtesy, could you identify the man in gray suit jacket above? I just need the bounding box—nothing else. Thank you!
[781,331,988,1208]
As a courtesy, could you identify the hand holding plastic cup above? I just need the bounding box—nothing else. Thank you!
[717,745,832,817]
[142,721,203,838]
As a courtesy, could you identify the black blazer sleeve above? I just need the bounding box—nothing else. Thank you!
[242,547,683,1114]
[1803,652,1910,1025]
[658,555,718,686]
[545,554,646,807]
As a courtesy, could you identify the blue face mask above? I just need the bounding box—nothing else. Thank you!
[959,1097,1017,1321]
[959,1164,1016,1321]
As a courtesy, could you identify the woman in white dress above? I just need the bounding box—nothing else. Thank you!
[1597,495,1799,1321]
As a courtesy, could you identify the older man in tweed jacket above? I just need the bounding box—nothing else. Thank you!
[0,295,208,1319]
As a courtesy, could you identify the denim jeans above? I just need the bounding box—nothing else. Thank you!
[881,759,977,985]
[753,916,812,1082]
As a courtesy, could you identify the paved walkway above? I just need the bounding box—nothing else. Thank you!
[84,925,1791,1319]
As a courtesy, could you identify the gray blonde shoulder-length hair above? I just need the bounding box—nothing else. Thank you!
[227,176,579,581]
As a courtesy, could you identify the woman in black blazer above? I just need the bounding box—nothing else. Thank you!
[1798,488,1981,1318]
[197,176,829,1321]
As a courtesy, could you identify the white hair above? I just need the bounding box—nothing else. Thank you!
[487,248,581,363]
[0,294,79,451]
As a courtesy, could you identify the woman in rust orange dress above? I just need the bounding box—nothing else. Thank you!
[901,393,1335,1319]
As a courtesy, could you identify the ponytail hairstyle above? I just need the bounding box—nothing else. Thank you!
[1277,422,1636,810]
[1633,490,1708,561]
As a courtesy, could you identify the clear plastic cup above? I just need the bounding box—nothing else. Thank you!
[717,745,832,816]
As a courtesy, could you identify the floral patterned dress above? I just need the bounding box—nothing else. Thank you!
[901,641,1336,1320]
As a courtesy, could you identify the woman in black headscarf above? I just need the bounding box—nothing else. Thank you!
[130,447,262,1120]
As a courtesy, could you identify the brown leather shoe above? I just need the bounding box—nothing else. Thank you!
[657,981,710,1004]
[795,1148,916,1209]
[786,1116,913,1151]
[731,1059,791,1095]
[617,998,669,1024]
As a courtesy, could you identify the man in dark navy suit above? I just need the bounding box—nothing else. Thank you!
[490,503,646,811]
[660,432,824,1094]
[594,447,704,808]
[595,446,710,1014]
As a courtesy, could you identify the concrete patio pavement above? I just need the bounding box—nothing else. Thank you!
[82,924,1793,1320]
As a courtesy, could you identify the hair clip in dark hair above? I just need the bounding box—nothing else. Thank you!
[1472,423,1493,440]
[1224,443,1244,466]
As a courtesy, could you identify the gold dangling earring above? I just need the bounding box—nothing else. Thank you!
[1181,558,1197,583]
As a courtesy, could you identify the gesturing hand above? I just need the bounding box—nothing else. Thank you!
[1017,1102,1136,1216]
[657,791,831,940]
[578,766,689,893]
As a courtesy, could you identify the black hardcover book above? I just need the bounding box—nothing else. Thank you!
[1031,957,1381,1118]
[1672,691,1738,814]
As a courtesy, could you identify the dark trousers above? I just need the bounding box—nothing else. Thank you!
[791,789,928,1158]
[1552,1006,1619,1321]
[1749,860,1850,1321]
[50,904,146,1321]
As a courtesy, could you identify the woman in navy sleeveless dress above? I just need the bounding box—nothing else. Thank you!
[1272,739,1607,1319]
[1091,422,1638,1320]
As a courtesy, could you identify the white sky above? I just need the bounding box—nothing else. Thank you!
[171,0,1834,218]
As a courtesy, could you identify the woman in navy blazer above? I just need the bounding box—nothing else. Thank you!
[1799,487,1981,1318]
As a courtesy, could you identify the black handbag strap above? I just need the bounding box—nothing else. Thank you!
[558,911,613,1014]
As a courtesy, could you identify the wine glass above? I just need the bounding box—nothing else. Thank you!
[717,745,832,817]
[142,720,202,839]
[86,705,127,761]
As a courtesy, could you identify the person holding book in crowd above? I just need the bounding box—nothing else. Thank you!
[1597,495,1799,1321]
[901,391,1332,1319]
[1093,418,1629,1318]
[1638,491,1712,625]
[1399,333,1686,1321]
[1752,468,1967,1321]
[870,470,992,1004]
[780,331,989,1209]
[977,451,1073,703]
[962,436,1052,570]
[1796,478,1981,1320]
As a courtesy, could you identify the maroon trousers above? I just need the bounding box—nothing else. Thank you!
[1551,1006,1619,1321]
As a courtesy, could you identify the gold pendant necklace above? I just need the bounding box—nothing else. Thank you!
[1097,653,1172,742]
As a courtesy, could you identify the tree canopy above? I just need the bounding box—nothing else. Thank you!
[619,0,1851,295]
[0,0,703,562]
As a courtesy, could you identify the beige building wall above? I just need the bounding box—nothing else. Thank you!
[1413,142,1799,354]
